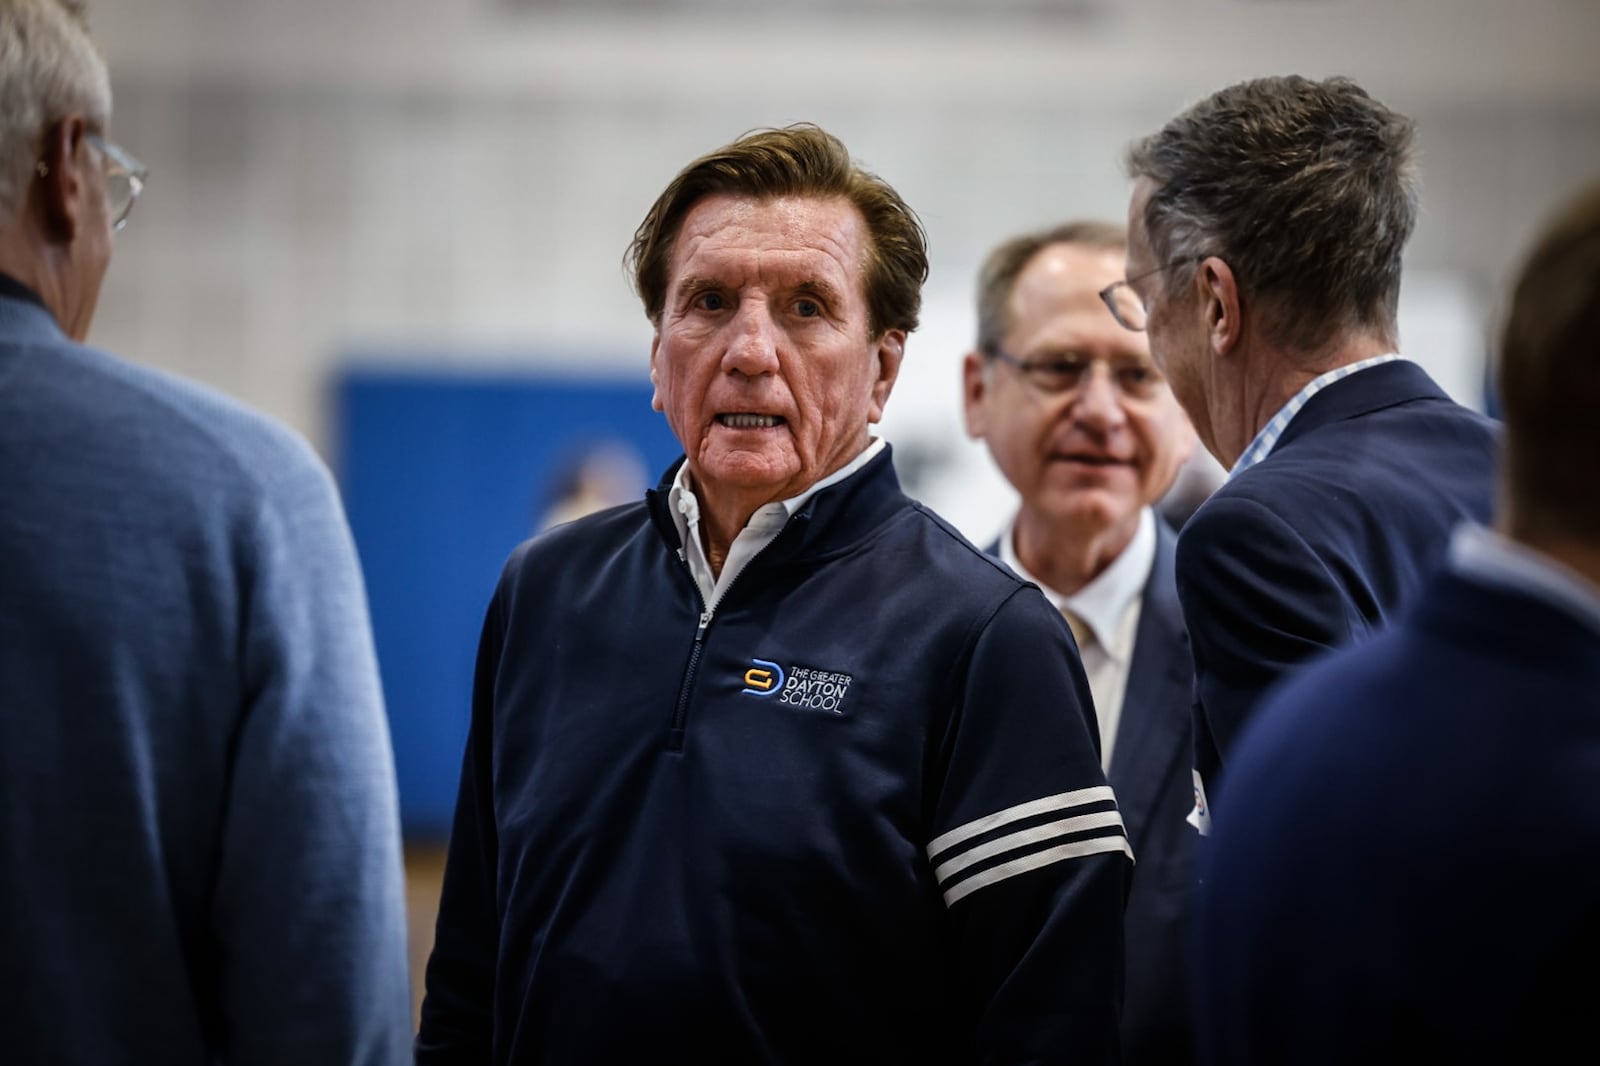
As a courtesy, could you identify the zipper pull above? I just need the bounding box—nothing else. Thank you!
[696,609,712,641]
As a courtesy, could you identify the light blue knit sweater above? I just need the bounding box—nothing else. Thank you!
[0,288,412,1064]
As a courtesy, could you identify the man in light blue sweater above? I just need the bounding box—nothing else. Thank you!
[0,3,413,1062]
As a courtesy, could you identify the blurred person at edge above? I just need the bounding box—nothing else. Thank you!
[0,2,412,1063]
[417,123,1132,1065]
[1120,75,1498,836]
[1193,177,1600,1064]
[963,220,1197,1066]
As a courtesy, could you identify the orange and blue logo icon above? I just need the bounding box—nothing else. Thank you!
[742,659,785,696]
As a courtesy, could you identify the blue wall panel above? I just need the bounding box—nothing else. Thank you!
[335,368,683,838]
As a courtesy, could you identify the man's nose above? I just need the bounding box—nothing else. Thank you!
[722,302,781,376]
[1070,362,1127,429]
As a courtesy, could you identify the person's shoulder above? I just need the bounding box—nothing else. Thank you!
[1216,445,1339,511]
[897,500,1037,593]
[1361,385,1501,458]
[1199,414,1447,538]
[55,342,330,493]
[1215,396,1497,550]
[1276,374,1498,468]
[873,503,1075,644]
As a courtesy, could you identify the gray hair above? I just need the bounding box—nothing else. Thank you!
[0,0,111,222]
[1126,75,1418,354]
[974,219,1125,355]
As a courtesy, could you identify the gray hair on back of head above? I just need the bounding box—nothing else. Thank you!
[0,0,111,223]
[1126,75,1418,356]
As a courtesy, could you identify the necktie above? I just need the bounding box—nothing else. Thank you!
[1062,605,1116,769]
[1061,606,1094,652]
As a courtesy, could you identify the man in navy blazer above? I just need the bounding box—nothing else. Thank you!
[1193,177,1600,1065]
[1117,76,1498,832]
[964,221,1200,1065]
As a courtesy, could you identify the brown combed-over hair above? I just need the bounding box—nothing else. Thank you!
[625,123,928,338]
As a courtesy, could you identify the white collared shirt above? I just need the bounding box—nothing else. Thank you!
[1449,523,1600,638]
[1001,507,1157,770]
[668,436,887,622]
[1230,353,1404,479]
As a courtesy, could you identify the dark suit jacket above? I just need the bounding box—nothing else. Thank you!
[1177,361,1498,809]
[991,517,1196,1066]
[1195,566,1600,1065]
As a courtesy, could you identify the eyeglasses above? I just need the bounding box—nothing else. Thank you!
[985,346,1167,400]
[84,132,147,232]
[1097,257,1201,332]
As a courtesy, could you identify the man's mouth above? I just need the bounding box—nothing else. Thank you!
[717,413,785,429]
[1059,452,1122,467]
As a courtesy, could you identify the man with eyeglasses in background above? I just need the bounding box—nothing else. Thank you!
[1118,75,1499,839]
[1191,175,1600,1066]
[0,3,412,1063]
[962,220,1198,1066]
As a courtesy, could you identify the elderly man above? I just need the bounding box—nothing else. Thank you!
[418,124,1131,1064]
[0,2,411,1063]
[1193,178,1600,1065]
[963,220,1198,1066]
[1119,75,1498,831]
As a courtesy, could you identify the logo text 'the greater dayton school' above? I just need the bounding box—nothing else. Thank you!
[741,658,853,714]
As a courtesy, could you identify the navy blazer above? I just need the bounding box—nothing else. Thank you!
[1195,566,1600,1064]
[991,517,1196,1066]
[1177,361,1498,812]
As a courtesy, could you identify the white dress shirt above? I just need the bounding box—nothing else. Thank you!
[1001,507,1157,770]
[667,436,887,623]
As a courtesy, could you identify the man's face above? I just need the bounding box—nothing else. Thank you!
[650,193,903,508]
[1126,179,1208,417]
[964,241,1193,543]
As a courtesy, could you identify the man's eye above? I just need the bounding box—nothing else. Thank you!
[794,298,822,318]
[694,292,727,311]
[1033,359,1085,385]
[1118,364,1163,393]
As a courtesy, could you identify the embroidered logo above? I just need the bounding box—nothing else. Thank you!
[742,658,854,715]
[742,659,785,695]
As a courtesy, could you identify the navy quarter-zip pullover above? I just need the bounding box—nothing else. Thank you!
[418,447,1132,1064]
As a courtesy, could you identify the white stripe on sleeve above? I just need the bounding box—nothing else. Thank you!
[942,835,1133,907]
[932,809,1127,883]
[927,786,1130,907]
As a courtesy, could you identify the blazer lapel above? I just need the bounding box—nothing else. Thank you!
[983,515,1191,852]
[1109,518,1193,851]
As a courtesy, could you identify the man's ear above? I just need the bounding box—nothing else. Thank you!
[34,116,93,243]
[866,329,905,423]
[961,351,989,439]
[1198,256,1243,358]
[648,329,664,412]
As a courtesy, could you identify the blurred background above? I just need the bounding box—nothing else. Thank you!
[84,0,1600,1020]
